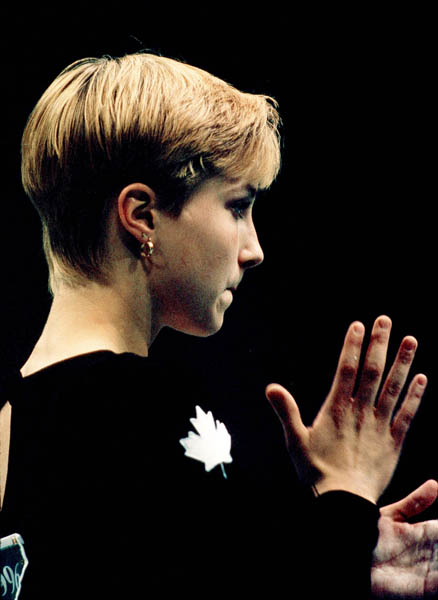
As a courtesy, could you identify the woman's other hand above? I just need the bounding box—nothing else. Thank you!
[266,316,427,504]
[372,480,438,597]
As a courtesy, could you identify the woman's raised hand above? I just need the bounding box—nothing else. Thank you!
[265,316,427,504]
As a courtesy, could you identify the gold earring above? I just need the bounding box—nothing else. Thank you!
[140,234,154,258]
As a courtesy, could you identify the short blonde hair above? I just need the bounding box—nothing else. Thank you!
[22,52,281,282]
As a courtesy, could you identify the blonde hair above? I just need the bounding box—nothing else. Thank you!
[21,52,281,282]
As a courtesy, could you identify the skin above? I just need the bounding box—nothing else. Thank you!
[265,316,427,504]
[372,480,438,598]
[140,176,264,337]
[21,176,263,375]
[15,174,437,596]
[22,178,426,505]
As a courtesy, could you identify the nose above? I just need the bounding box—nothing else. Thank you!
[239,222,264,270]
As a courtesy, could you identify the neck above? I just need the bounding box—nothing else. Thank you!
[21,272,160,377]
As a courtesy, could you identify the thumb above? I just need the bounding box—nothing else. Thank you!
[265,383,308,453]
[380,480,438,521]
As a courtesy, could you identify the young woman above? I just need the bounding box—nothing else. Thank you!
[0,51,433,599]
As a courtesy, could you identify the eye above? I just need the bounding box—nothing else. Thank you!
[229,199,251,220]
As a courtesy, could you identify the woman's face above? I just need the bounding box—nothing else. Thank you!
[151,176,264,336]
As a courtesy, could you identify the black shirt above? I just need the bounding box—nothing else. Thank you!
[1,351,379,598]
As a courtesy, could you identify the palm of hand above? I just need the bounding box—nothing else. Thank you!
[372,512,438,598]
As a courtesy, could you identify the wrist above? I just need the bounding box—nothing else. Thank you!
[312,477,378,505]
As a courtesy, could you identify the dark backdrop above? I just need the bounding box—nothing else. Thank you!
[1,14,436,510]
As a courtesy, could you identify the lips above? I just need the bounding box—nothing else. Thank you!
[227,279,242,294]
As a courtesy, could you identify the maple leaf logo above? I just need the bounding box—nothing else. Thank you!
[179,406,233,478]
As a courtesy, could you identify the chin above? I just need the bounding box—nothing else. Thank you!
[172,313,225,338]
[184,322,224,338]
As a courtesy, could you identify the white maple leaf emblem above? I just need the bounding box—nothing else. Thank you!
[179,406,233,478]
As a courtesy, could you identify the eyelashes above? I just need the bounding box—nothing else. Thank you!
[229,199,252,220]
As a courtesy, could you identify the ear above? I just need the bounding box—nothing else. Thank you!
[117,183,158,243]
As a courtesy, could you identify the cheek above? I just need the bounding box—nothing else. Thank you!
[189,227,236,274]
[161,217,238,289]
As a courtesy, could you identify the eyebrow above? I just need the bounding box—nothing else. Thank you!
[227,183,258,199]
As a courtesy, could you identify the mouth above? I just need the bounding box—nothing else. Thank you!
[228,279,242,294]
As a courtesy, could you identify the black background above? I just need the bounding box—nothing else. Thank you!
[1,11,436,510]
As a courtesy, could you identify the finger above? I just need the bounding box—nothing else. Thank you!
[391,373,427,448]
[380,479,438,522]
[376,336,418,420]
[355,316,392,411]
[265,383,308,453]
[326,321,365,408]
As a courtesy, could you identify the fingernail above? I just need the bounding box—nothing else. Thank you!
[417,374,427,387]
[404,337,418,351]
[378,316,391,329]
[353,323,364,335]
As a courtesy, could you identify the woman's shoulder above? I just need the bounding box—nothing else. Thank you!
[22,350,156,380]
[8,350,203,431]
[12,351,169,396]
